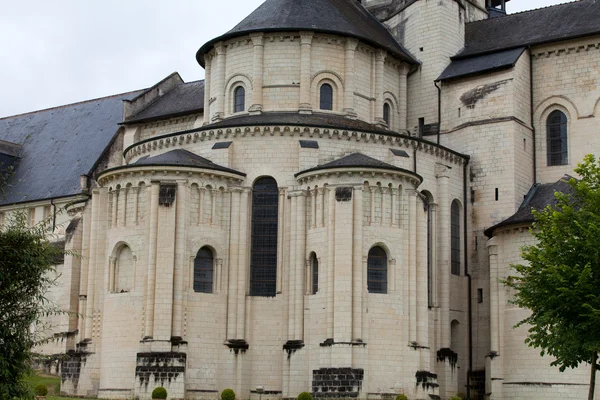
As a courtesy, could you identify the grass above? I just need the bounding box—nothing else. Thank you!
[24,371,61,395]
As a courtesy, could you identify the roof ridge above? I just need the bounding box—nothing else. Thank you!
[0,88,145,121]
[466,0,582,25]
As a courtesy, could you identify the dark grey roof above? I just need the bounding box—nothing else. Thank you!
[0,91,143,206]
[129,149,245,176]
[438,47,525,81]
[485,176,574,237]
[196,0,417,66]
[295,152,421,179]
[299,140,319,149]
[204,112,392,134]
[126,80,204,123]
[456,0,600,58]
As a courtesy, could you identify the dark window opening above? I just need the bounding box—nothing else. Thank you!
[383,103,391,126]
[250,177,279,296]
[477,288,483,303]
[234,86,245,113]
[320,84,333,110]
[495,188,499,201]
[194,247,214,293]
[546,110,568,166]
[159,183,177,206]
[451,201,461,276]
[312,254,319,295]
[418,117,425,137]
[367,246,387,294]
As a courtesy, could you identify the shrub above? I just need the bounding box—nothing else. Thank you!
[34,384,48,397]
[450,396,463,400]
[298,392,313,400]
[221,388,236,400]
[152,387,167,399]
[395,395,408,400]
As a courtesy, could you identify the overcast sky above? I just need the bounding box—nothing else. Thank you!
[0,0,571,118]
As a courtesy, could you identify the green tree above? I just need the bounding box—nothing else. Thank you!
[507,154,600,400]
[0,212,63,400]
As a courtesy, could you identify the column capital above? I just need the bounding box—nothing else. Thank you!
[214,42,226,56]
[375,49,387,62]
[250,33,264,46]
[345,38,358,51]
[435,163,452,178]
[288,189,308,198]
[300,31,314,45]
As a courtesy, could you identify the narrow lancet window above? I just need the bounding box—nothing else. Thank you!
[546,110,568,166]
[367,246,387,294]
[194,247,214,293]
[320,83,333,110]
[234,86,245,113]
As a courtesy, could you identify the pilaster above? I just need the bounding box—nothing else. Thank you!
[249,33,264,114]
[299,32,314,113]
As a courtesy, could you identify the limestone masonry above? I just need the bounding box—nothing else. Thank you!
[1,0,600,399]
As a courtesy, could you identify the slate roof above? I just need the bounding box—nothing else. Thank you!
[456,0,600,59]
[0,90,143,206]
[203,112,392,134]
[484,176,574,237]
[126,80,204,124]
[127,149,245,176]
[196,0,417,66]
[295,152,421,179]
[437,47,525,81]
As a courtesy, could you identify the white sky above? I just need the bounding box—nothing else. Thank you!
[0,0,572,118]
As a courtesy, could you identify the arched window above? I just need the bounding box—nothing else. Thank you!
[546,110,568,166]
[451,200,461,276]
[234,86,245,113]
[311,253,319,295]
[194,247,214,293]
[115,245,134,293]
[250,177,279,296]
[367,246,387,294]
[383,103,391,127]
[319,83,333,110]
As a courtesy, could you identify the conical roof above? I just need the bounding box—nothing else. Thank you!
[196,0,417,66]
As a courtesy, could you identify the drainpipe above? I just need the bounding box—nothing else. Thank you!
[434,81,442,145]
[51,198,56,232]
[464,157,473,400]
[529,47,537,184]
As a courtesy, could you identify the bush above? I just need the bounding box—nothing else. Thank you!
[450,396,463,400]
[34,384,48,397]
[152,387,167,399]
[221,388,236,400]
[298,392,313,400]
[395,395,408,400]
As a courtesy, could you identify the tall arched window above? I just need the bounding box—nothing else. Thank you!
[234,86,245,113]
[547,110,568,166]
[115,245,134,293]
[250,177,279,296]
[451,200,461,276]
[319,83,333,110]
[383,103,391,127]
[311,253,319,295]
[194,247,214,293]
[367,246,387,294]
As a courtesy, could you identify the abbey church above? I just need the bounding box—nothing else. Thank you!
[1,0,599,399]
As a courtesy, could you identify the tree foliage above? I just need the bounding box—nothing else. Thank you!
[0,212,63,400]
[506,154,600,399]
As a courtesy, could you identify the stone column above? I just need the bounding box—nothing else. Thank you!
[172,180,188,338]
[370,185,375,226]
[203,56,212,125]
[295,191,307,339]
[408,189,417,343]
[436,165,451,348]
[343,38,358,117]
[380,186,387,226]
[288,193,298,338]
[326,187,335,339]
[417,199,429,350]
[249,33,264,114]
[398,65,408,130]
[210,189,217,225]
[391,188,397,227]
[212,43,226,122]
[108,257,116,293]
[299,32,314,113]
[144,181,160,339]
[198,186,205,225]
[84,189,101,340]
[374,49,387,125]
[429,203,438,307]
[227,188,242,339]
[236,189,250,339]
[277,188,286,293]
[488,237,499,353]
[111,190,118,228]
[318,187,325,227]
[352,185,363,340]
[120,187,128,227]
[132,186,139,225]
[312,188,318,228]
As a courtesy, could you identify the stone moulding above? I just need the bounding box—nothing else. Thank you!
[122,124,468,167]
